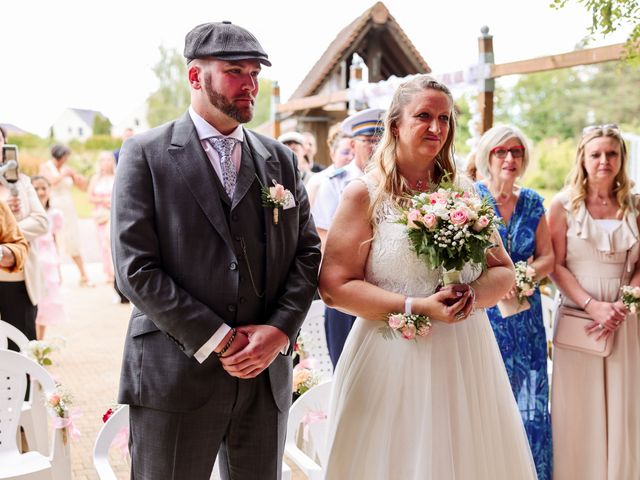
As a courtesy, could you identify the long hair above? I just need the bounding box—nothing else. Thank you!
[368,75,456,223]
[566,126,632,218]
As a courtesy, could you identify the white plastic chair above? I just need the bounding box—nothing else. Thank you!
[93,405,130,480]
[285,380,332,480]
[94,405,291,480]
[299,300,333,377]
[0,320,49,456]
[0,349,71,480]
[541,292,557,377]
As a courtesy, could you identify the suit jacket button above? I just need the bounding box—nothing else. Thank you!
[231,213,239,221]
[239,297,246,304]
[230,262,238,271]
[227,304,237,313]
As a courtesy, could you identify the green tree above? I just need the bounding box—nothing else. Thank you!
[245,78,272,130]
[147,46,190,127]
[92,114,112,135]
[551,0,640,62]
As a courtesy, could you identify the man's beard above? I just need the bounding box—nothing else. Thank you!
[203,72,254,124]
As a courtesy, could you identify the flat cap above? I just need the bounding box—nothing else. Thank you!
[184,21,271,66]
[341,108,385,137]
[277,131,306,146]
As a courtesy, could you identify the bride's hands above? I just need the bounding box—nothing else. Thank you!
[415,284,474,323]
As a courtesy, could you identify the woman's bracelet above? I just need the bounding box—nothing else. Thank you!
[217,328,237,358]
[404,296,413,315]
[583,296,593,309]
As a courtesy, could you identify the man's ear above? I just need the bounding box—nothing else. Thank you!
[188,64,202,89]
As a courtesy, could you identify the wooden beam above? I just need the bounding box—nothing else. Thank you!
[277,90,349,114]
[490,43,625,78]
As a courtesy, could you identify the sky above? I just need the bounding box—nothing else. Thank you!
[0,0,632,137]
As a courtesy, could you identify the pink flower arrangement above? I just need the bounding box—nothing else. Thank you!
[259,178,294,225]
[380,312,432,341]
[514,261,537,303]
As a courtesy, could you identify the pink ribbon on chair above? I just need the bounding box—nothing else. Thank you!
[53,409,82,441]
[301,410,327,442]
[111,426,130,460]
[294,357,318,373]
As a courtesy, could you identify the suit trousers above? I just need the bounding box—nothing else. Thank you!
[325,306,356,368]
[129,372,288,480]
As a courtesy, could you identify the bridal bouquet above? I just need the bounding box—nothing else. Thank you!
[621,285,640,313]
[399,178,499,283]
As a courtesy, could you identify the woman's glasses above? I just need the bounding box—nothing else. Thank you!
[490,145,525,159]
[582,124,619,135]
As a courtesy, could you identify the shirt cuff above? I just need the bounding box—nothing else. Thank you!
[194,324,231,363]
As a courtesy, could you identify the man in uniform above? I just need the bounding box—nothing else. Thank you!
[311,107,384,367]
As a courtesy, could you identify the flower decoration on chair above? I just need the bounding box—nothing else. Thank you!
[292,358,322,399]
[102,404,130,460]
[25,337,65,366]
[46,384,81,444]
[621,285,640,313]
[398,175,499,285]
[292,332,310,361]
[258,177,294,225]
[514,261,537,303]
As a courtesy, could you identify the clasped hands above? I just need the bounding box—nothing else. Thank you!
[217,324,288,379]
[585,300,626,341]
[419,283,475,324]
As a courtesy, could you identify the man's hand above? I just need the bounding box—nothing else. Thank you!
[219,325,289,379]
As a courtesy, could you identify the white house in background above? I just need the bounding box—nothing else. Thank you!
[51,108,109,143]
[111,102,150,137]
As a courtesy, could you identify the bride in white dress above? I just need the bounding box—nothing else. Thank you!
[318,75,537,479]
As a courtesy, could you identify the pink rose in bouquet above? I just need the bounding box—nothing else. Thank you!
[388,313,406,330]
[407,209,423,230]
[450,209,469,226]
[472,215,490,232]
[423,213,437,229]
[401,324,417,340]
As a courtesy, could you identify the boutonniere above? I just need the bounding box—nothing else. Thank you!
[258,177,295,225]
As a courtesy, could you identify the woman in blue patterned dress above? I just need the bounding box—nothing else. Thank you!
[474,125,555,480]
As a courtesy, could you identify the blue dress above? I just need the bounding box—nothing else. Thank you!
[475,183,552,480]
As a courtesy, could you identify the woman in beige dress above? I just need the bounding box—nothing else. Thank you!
[39,144,92,286]
[548,124,640,479]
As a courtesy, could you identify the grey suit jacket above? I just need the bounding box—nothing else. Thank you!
[112,112,321,413]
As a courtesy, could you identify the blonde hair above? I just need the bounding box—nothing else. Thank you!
[567,126,632,218]
[475,124,531,180]
[368,75,456,222]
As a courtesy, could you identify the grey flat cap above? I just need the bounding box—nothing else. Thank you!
[184,21,271,66]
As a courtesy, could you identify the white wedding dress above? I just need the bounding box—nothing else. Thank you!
[323,177,537,480]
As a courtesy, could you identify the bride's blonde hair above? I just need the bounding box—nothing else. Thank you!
[367,75,457,223]
[566,126,632,218]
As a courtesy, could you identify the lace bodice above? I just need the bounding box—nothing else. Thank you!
[360,175,482,297]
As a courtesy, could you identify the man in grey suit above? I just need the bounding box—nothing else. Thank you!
[111,21,321,480]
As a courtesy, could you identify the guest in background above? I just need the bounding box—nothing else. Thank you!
[278,131,314,184]
[31,176,66,340]
[303,131,323,172]
[306,123,354,206]
[0,126,48,344]
[39,144,93,286]
[474,124,553,480]
[549,124,640,480]
[312,107,384,367]
[113,127,134,165]
[88,151,116,283]
[0,199,28,274]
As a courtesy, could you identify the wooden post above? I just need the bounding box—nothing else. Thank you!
[271,81,281,139]
[477,26,495,134]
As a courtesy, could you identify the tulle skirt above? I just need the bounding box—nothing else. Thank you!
[324,310,538,480]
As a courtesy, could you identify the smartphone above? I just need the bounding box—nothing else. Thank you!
[1,145,19,183]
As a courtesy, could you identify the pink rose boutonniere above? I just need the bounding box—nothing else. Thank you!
[258,177,294,225]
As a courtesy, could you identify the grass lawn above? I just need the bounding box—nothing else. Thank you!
[71,186,93,218]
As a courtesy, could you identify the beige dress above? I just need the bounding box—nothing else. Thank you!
[552,192,640,479]
[40,160,82,257]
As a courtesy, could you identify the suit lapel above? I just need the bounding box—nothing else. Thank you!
[245,130,282,300]
[232,141,257,209]
[168,112,234,251]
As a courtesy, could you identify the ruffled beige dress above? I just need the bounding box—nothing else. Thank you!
[552,192,640,479]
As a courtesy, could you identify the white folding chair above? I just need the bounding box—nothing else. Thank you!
[541,292,557,377]
[299,300,333,377]
[0,349,71,480]
[93,405,130,480]
[285,380,332,480]
[0,319,49,456]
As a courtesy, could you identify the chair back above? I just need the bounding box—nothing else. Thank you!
[0,350,55,455]
[0,319,30,351]
[93,405,130,480]
[300,300,333,377]
[285,380,332,478]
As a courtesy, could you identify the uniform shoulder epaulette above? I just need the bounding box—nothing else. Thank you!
[328,167,347,179]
